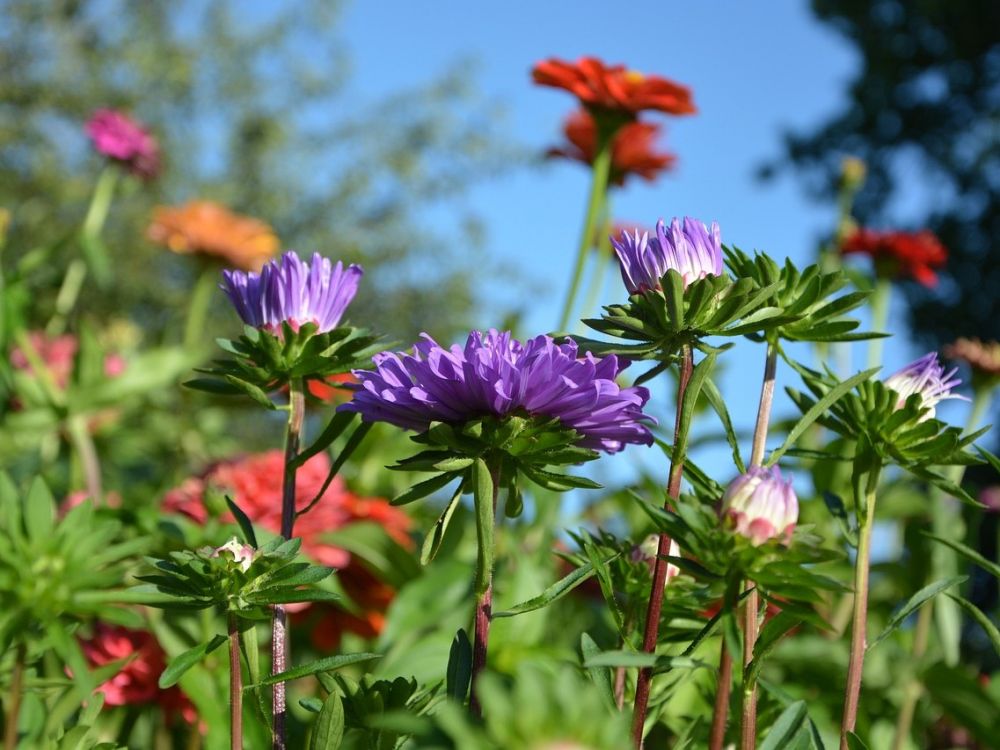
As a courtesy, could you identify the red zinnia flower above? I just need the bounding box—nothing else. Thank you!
[547,109,676,186]
[79,624,197,725]
[840,228,947,287]
[532,57,695,117]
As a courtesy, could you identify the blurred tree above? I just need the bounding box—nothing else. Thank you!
[768,0,999,348]
[0,0,521,342]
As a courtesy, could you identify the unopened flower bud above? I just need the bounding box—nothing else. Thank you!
[884,352,965,421]
[721,467,798,546]
[212,537,256,572]
[632,533,679,583]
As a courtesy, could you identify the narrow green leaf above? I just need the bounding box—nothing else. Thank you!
[768,367,879,466]
[924,533,1000,580]
[494,556,615,618]
[292,411,357,469]
[245,589,340,605]
[947,594,1000,657]
[260,652,381,685]
[746,611,801,686]
[845,732,869,749]
[583,650,657,669]
[446,629,473,702]
[309,690,345,750]
[758,701,816,750]
[223,375,276,410]
[702,376,745,474]
[390,471,459,506]
[580,633,615,710]
[25,476,55,539]
[677,350,717,456]
[159,634,228,688]
[869,576,966,651]
[472,458,494,596]
[225,495,258,548]
[420,485,462,565]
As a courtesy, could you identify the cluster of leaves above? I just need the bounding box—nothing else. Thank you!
[186,323,383,408]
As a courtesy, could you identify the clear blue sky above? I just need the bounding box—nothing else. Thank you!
[334,1,968,484]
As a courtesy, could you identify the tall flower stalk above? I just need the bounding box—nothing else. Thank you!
[228,613,243,750]
[469,460,500,717]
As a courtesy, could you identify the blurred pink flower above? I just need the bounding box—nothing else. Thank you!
[85,109,160,179]
[10,331,124,390]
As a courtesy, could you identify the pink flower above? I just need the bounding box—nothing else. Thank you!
[85,109,160,179]
[721,467,798,546]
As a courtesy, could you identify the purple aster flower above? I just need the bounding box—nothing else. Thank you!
[221,251,363,334]
[611,216,724,294]
[884,352,966,421]
[721,466,798,546]
[341,329,655,454]
[85,109,160,179]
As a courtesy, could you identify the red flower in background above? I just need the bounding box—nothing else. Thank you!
[10,332,125,389]
[532,57,696,117]
[164,451,412,647]
[548,109,676,186]
[79,624,196,724]
[841,228,947,287]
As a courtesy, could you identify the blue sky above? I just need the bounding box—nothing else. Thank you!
[333,1,970,484]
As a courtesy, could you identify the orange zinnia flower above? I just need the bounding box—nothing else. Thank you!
[840,228,947,287]
[532,56,695,117]
[148,200,279,271]
[548,109,676,186]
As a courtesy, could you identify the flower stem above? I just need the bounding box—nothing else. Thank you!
[82,167,119,237]
[229,613,243,750]
[840,458,882,749]
[557,133,613,332]
[578,205,614,321]
[708,641,733,750]
[470,460,500,717]
[272,377,305,750]
[3,643,25,750]
[67,414,103,505]
[184,264,219,349]
[890,386,992,748]
[739,339,779,750]
[866,278,891,371]
[631,345,694,748]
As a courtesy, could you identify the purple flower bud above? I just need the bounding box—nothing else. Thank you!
[221,251,363,334]
[634,534,680,584]
[340,329,655,454]
[611,216,724,294]
[721,467,798,546]
[884,352,965,421]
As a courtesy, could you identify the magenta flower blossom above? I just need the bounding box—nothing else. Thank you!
[884,352,966,421]
[611,216,724,294]
[85,109,160,179]
[341,329,655,453]
[721,466,798,546]
[221,251,363,334]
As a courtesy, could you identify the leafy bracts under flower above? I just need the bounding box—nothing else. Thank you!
[342,330,654,454]
[785,362,986,504]
[723,247,882,344]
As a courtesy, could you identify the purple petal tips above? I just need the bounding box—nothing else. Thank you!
[611,216,724,294]
[884,352,967,420]
[340,329,656,454]
[221,251,363,334]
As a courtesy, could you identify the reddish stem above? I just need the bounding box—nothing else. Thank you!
[708,641,733,750]
[229,614,243,750]
[631,346,694,747]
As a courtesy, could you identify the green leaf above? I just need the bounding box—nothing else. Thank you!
[521,464,602,491]
[494,556,615,618]
[946,594,1000,657]
[472,458,495,596]
[420,485,462,566]
[676,350,717,455]
[223,374,277,410]
[158,634,228,688]
[582,650,657,669]
[391,471,460,506]
[260,652,381,685]
[245,589,340,605]
[845,732,869,749]
[746,611,801,686]
[225,496,258,549]
[25,475,55,539]
[703,376,745,474]
[292,411,358,469]
[579,633,615,710]
[309,690,345,750]
[924,533,1000,580]
[768,367,879,466]
[759,700,822,750]
[869,576,967,651]
[446,629,473,702]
